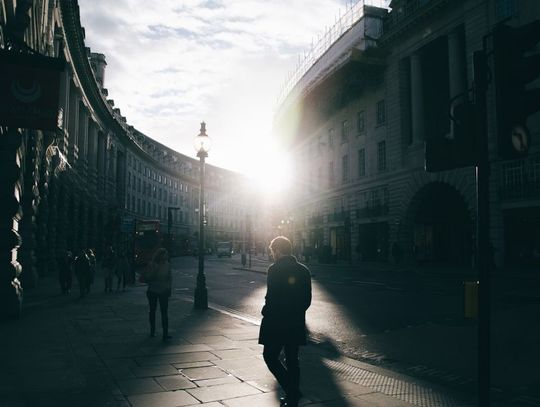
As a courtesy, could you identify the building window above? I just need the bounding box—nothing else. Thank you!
[341,120,349,143]
[328,128,335,148]
[329,161,335,186]
[376,100,386,125]
[358,148,366,177]
[357,110,365,134]
[377,141,386,172]
[342,155,349,183]
[495,0,517,20]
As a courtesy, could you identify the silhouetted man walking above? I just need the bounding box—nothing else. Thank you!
[259,236,312,407]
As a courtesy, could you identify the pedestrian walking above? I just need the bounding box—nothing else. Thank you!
[259,236,312,407]
[102,246,116,293]
[73,250,91,298]
[115,251,130,292]
[144,247,172,341]
[57,250,73,295]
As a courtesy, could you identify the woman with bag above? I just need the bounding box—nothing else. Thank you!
[146,247,172,341]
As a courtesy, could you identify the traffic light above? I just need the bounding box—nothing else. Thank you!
[425,101,478,172]
[494,20,540,159]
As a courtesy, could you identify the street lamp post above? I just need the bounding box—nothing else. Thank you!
[193,122,211,309]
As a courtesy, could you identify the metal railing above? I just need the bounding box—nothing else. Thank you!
[383,0,436,32]
[499,155,540,200]
[356,204,388,218]
[276,0,389,108]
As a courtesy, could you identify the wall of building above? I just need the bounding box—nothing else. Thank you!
[275,0,540,270]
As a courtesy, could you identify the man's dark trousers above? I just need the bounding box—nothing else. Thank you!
[263,343,300,401]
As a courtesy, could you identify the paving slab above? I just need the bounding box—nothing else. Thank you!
[154,374,197,391]
[116,377,164,395]
[130,364,180,378]
[135,351,218,366]
[210,348,260,359]
[195,375,241,387]
[180,365,230,380]
[187,382,262,403]
[173,360,215,369]
[141,343,213,355]
[127,390,199,407]
[221,391,281,407]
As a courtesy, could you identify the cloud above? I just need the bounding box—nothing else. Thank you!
[78,0,354,172]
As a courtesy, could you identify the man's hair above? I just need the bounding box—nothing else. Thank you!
[269,236,292,256]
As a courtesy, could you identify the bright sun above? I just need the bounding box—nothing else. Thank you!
[241,136,292,201]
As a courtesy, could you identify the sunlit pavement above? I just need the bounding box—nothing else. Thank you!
[232,255,540,406]
[0,262,486,407]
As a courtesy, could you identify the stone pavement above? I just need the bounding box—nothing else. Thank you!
[0,266,478,407]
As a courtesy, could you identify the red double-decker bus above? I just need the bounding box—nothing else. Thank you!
[134,219,162,267]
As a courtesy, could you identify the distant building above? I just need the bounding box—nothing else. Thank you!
[274,0,540,268]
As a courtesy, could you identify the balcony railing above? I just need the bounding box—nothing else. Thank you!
[308,215,324,226]
[356,204,388,218]
[382,0,447,34]
[328,211,347,222]
[499,155,540,201]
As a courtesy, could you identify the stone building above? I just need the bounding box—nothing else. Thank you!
[0,0,247,319]
[274,0,540,268]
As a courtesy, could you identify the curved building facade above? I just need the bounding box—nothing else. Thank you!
[0,0,247,319]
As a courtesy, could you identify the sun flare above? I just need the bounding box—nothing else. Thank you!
[240,136,293,201]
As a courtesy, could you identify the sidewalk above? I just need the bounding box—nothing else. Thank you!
[0,269,477,407]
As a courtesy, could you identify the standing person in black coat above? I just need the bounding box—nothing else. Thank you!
[73,250,90,298]
[259,236,312,407]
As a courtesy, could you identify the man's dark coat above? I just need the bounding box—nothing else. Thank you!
[258,255,312,345]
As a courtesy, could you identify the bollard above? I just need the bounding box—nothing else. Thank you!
[241,253,247,267]
[464,280,479,318]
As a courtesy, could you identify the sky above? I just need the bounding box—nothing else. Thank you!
[78,0,388,177]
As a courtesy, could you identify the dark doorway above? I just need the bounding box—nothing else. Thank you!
[504,207,540,269]
[410,182,472,265]
[357,222,388,261]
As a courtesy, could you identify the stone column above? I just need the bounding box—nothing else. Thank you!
[78,202,88,249]
[18,131,41,288]
[97,132,105,197]
[36,142,51,276]
[410,53,425,143]
[77,104,88,179]
[0,128,24,319]
[87,121,98,191]
[46,173,60,275]
[55,182,68,258]
[67,83,79,164]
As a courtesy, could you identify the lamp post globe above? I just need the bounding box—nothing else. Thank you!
[193,122,212,158]
[194,122,211,309]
